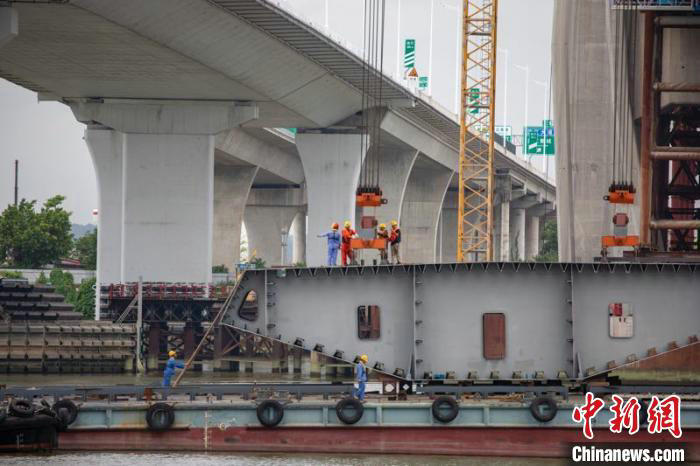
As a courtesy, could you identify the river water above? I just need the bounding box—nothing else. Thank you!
[2,452,566,465]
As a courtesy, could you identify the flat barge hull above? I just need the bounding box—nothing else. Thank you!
[58,426,700,459]
[53,400,700,459]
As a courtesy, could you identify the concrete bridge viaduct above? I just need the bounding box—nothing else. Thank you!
[0,1,554,300]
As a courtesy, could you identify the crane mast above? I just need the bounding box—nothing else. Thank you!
[457,0,498,262]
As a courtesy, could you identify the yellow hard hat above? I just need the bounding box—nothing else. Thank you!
[360,354,368,362]
[379,223,386,230]
[391,220,398,226]
[344,221,351,228]
[168,350,176,357]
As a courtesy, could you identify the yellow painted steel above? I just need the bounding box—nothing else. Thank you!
[457,0,498,262]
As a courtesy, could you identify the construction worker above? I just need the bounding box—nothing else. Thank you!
[162,350,184,387]
[376,223,389,264]
[317,222,341,266]
[341,221,357,266]
[389,220,402,264]
[354,354,369,401]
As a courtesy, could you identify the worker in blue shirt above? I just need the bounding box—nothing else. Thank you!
[317,222,341,266]
[162,350,184,387]
[354,354,369,401]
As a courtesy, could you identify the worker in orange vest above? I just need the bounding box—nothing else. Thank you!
[341,221,357,266]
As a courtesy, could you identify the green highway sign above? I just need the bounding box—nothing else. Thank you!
[524,121,555,155]
[418,76,429,90]
[404,39,415,69]
[468,87,480,115]
[495,125,512,143]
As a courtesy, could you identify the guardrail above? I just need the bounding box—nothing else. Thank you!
[610,0,699,10]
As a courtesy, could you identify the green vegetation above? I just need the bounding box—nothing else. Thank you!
[534,219,559,262]
[73,277,96,320]
[48,269,95,319]
[0,270,23,279]
[212,264,229,273]
[36,271,49,285]
[50,269,76,302]
[74,228,97,270]
[292,261,307,268]
[0,196,73,268]
[249,256,266,269]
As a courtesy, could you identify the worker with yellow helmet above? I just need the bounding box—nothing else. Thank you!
[376,223,390,264]
[354,354,369,401]
[162,350,184,388]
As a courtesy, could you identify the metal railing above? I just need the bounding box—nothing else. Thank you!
[611,0,698,10]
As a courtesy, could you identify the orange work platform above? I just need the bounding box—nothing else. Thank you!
[601,235,640,248]
[356,193,386,207]
[604,190,636,204]
[350,238,388,250]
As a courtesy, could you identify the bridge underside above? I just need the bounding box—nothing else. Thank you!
[222,262,699,382]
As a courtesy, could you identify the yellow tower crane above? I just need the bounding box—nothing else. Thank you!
[457,0,498,262]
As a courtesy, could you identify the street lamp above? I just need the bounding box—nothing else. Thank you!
[498,48,509,131]
[534,79,551,174]
[514,64,530,159]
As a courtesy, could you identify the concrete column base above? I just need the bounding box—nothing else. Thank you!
[511,208,527,261]
[526,214,541,260]
[291,212,307,265]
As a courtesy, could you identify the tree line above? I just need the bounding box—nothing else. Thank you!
[0,195,96,269]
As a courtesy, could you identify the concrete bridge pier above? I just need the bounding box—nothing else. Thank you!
[400,158,453,263]
[295,133,365,266]
[244,188,304,267]
[73,100,257,284]
[85,128,124,320]
[357,146,418,264]
[213,163,258,272]
[291,211,307,265]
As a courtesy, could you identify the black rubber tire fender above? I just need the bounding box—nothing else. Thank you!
[431,396,459,423]
[53,399,79,427]
[9,398,35,418]
[530,396,558,423]
[256,400,284,428]
[146,402,175,431]
[335,397,364,425]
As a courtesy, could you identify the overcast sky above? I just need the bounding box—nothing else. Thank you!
[0,0,553,224]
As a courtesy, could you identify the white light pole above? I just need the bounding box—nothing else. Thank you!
[427,0,435,95]
[396,0,402,81]
[514,64,530,159]
[324,0,329,31]
[534,79,550,173]
[497,48,509,130]
[440,0,461,114]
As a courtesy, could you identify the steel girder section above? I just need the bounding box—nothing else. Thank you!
[222,264,699,382]
[571,264,700,378]
[416,265,571,380]
[223,268,415,377]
